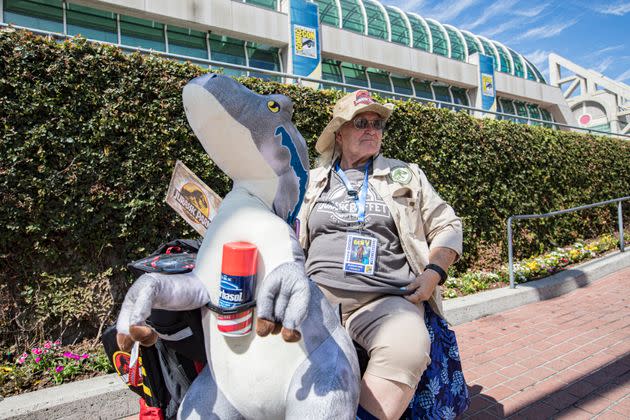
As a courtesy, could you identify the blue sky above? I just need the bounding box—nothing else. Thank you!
[385,0,630,84]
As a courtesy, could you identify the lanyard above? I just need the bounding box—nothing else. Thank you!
[335,159,371,225]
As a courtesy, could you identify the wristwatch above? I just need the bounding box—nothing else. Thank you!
[425,264,448,285]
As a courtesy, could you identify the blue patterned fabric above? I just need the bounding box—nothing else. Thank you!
[403,302,470,420]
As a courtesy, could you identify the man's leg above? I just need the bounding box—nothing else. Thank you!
[348,296,431,420]
[360,374,415,420]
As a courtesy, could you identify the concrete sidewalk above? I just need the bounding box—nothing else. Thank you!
[457,266,630,419]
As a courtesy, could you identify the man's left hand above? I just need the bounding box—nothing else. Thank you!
[404,269,441,304]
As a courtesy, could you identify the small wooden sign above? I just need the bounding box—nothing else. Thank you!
[166,161,222,237]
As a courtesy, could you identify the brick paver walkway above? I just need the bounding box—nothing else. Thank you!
[456,266,630,419]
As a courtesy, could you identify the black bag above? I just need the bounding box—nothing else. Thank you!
[103,239,207,419]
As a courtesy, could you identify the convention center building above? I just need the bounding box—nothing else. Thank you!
[2,0,579,127]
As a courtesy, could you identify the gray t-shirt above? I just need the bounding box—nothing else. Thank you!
[305,167,415,294]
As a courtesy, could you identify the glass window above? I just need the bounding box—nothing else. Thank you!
[462,32,481,56]
[120,15,165,51]
[167,26,207,59]
[451,87,469,112]
[498,98,516,122]
[426,20,448,57]
[478,38,499,71]
[493,42,511,74]
[540,108,553,124]
[385,7,409,46]
[244,0,277,10]
[445,27,465,61]
[391,74,413,97]
[209,34,246,77]
[3,0,63,33]
[66,3,117,43]
[366,68,391,92]
[432,84,452,108]
[523,60,538,82]
[339,0,365,34]
[246,42,281,81]
[524,58,546,83]
[412,80,433,100]
[527,104,541,125]
[513,101,529,123]
[508,48,525,78]
[362,0,388,40]
[314,0,340,27]
[321,59,343,90]
[341,62,368,88]
[406,14,429,51]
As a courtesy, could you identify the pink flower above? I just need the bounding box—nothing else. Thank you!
[32,348,43,355]
[80,353,89,360]
[35,357,41,363]
[44,341,52,349]
[21,352,28,358]
[17,357,26,365]
[54,339,61,346]
[62,351,79,360]
[55,366,64,373]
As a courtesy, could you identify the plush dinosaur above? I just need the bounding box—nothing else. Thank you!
[115,74,360,419]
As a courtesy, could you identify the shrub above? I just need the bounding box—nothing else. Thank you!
[1,28,628,346]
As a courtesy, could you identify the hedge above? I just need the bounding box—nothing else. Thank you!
[1,29,629,347]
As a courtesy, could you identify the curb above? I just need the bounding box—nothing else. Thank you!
[1,251,627,419]
[0,373,136,419]
[443,250,630,325]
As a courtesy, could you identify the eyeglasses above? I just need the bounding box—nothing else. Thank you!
[351,117,386,131]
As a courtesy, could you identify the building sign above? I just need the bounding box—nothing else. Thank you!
[166,160,222,237]
[290,0,321,81]
[479,54,496,112]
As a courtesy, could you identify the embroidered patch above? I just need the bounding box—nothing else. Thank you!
[390,166,412,185]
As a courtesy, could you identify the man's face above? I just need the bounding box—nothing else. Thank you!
[335,111,384,163]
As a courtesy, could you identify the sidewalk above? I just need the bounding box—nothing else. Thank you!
[456,266,630,419]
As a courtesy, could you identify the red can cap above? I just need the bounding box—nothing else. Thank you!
[221,242,258,276]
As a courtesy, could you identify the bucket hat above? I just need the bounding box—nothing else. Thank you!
[315,90,394,154]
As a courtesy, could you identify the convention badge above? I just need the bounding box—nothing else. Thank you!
[343,233,377,275]
[389,166,412,185]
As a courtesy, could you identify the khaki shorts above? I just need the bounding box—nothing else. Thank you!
[318,284,431,388]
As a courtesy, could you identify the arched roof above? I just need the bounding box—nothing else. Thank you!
[313,0,547,83]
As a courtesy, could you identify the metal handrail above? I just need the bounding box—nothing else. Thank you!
[507,196,629,288]
[3,23,629,140]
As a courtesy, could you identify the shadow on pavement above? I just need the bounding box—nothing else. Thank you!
[461,352,630,419]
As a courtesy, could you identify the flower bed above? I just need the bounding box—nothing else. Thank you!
[0,340,113,397]
[442,234,623,299]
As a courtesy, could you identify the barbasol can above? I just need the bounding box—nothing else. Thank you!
[217,242,257,336]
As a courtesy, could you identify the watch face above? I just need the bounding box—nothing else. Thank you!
[390,167,412,185]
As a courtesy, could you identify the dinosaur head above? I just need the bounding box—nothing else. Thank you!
[182,74,309,226]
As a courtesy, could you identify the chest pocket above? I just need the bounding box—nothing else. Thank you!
[391,185,420,234]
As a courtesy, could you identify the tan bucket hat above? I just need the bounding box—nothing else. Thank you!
[315,90,394,154]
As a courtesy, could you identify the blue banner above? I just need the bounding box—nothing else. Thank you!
[290,0,321,79]
[479,54,496,112]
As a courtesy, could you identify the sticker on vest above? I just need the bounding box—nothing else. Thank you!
[389,166,412,185]
[343,233,377,275]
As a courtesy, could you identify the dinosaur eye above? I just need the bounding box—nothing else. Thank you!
[267,100,280,113]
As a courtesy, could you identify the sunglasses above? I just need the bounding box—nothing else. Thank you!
[351,117,386,131]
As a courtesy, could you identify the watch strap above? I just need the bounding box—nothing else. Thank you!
[425,263,448,285]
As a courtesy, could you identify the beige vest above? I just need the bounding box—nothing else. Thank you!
[297,154,463,319]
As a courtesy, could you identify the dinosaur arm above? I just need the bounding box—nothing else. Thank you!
[255,232,311,342]
[116,272,209,350]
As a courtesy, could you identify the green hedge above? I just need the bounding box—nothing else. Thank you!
[1,29,629,346]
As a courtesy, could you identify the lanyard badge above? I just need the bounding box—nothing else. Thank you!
[335,160,378,275]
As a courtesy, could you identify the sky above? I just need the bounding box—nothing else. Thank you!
[385,0,630,84]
